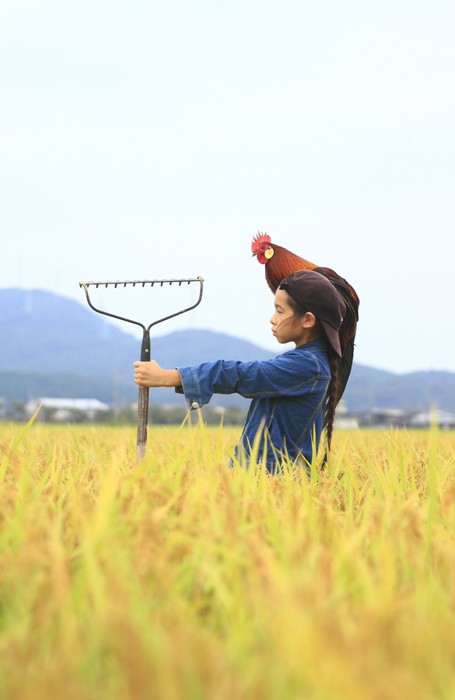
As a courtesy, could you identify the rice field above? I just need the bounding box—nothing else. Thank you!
[0,417,454,700]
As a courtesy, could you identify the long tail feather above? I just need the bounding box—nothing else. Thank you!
[313,267,359,400]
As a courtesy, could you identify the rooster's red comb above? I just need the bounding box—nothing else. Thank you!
[251,231,271,253]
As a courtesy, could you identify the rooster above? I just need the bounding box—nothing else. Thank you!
[251,232,359,399]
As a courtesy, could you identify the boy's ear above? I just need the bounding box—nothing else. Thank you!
[302,311,317,329]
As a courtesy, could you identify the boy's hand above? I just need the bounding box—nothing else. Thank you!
[133,361,181,388]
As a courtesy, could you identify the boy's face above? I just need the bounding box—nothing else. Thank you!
[270,290,315,347]
[270,289,302,343]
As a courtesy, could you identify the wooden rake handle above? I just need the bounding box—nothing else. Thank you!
[136,329,150,463]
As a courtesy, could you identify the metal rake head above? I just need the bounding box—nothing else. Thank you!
[79,276,204,331]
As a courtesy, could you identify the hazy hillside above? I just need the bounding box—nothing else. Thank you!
[1,288,455,412]
[0,288,141,375]
[346,365,455,412]
[0,289,274,407]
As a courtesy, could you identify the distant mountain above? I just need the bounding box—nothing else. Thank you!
[345,364,455,412]
[0,289,274,407]
[0,288,140,376]
[1,288,455,412]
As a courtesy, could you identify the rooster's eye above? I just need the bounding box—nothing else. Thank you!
[265,247,274,260]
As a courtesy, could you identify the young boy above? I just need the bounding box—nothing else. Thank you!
[134,270,346,473]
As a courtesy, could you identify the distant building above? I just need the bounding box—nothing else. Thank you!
[408,410,455,429]
[25,397,110,422]
[359,408,409,427]
[349,407,455,429]
[334,400,359,428]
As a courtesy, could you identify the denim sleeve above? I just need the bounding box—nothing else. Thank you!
[175,351,327,409]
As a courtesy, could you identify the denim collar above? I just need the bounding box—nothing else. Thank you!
[291,338,328,354]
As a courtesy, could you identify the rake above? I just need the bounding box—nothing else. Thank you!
[79,277,204,462]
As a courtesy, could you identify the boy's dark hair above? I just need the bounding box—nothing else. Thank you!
[321,348,342,469]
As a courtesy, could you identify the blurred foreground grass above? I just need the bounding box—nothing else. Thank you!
[0,420,454,699]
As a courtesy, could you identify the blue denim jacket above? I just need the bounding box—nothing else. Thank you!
[176,339,330,472]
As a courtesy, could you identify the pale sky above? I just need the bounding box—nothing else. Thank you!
[1,0,454,373]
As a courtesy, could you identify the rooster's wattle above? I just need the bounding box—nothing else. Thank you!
[251,232,359,399]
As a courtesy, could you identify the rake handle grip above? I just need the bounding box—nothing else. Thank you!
[136,330,151,463]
